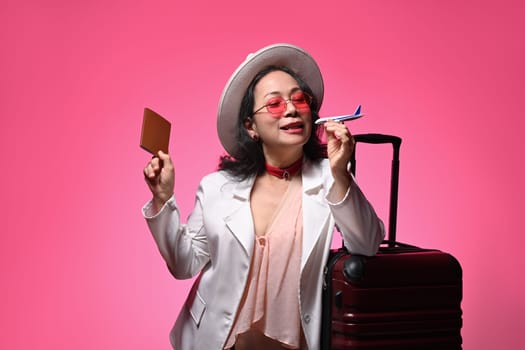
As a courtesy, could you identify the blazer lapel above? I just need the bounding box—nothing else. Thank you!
[222,176,256,257]
[301,159,333,269]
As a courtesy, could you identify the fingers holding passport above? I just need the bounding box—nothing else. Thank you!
[144,151,175,206]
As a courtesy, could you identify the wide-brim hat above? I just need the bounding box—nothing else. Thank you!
[217,43,324,157]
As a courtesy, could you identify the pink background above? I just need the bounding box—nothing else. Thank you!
[1,0,523,349]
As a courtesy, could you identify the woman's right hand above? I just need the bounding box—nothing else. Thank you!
[143,150,174,211]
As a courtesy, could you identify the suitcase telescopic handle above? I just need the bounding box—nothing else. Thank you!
[350,134,402,245]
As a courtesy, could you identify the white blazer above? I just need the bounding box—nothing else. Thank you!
[143,158,384,350]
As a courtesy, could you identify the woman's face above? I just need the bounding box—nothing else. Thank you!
[247,70,312,157]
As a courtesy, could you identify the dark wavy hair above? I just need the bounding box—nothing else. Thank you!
[218,65,325,180]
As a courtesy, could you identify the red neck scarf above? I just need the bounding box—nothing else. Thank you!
[265,157,303,180]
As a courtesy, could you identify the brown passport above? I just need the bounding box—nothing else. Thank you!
[140,108,171,155]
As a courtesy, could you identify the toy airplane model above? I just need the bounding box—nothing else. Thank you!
[315,105,364,125]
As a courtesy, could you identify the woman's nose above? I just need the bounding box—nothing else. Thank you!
[283,99,297,117]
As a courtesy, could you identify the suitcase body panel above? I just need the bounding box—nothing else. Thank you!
[322,246,463,349]
[321,134,463,349]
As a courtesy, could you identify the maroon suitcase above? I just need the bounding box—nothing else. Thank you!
[321,134,463,349]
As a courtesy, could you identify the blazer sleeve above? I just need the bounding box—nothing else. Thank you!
[326,176,385,256]
[142,181,210,279]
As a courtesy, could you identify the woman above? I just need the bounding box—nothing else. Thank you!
[142,43,384,350]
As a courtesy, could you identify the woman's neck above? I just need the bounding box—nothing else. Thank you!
[263,147,304,169]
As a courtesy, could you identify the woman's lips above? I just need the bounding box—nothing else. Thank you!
[280,122,304,130]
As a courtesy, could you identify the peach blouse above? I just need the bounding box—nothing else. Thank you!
[225,175,304,349]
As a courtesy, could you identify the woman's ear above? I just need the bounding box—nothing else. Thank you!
[244,118,259,140]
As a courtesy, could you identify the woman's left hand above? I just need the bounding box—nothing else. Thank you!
[324,120,355,183]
